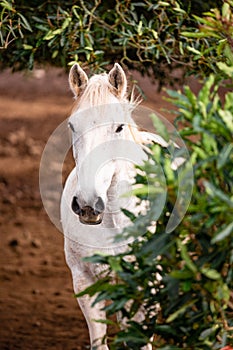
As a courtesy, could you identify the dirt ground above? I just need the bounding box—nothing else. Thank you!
[0,66,190,350]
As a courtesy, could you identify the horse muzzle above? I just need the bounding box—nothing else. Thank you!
[71,196,104,225]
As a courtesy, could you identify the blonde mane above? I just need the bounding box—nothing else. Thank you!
[71,72,141,114]
[81,73,127,107]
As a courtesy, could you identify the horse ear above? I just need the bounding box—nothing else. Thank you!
[108,63,127,98]
[69,64,88,97]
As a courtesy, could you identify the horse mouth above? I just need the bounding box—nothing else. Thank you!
[79,212,103,225]
[71,200,104,225]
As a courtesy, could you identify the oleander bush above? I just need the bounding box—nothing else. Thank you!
[75,4,233,347]
[79,74,233,349]
[0,0,232,86]
[73,3,233,348]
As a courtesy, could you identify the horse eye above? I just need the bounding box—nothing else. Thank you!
[115,124,124,133]
[68,122,75,132]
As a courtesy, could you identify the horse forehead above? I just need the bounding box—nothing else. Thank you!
[70,103,128,131]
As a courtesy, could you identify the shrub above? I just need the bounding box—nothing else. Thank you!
[78,74,233,349]
[0,0,232,86]
[75,4,233,347]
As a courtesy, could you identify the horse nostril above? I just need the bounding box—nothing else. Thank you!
[94,196,105,214]
[71,196,81,215]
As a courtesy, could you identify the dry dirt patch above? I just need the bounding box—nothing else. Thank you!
[0,67,175,350]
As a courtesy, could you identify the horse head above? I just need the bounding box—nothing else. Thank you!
[68,63,139,225]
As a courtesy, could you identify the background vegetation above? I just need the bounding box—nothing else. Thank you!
[76,1,233,345]
[81,73,233,349]
[1,0,232,349]
[0,0,232,86]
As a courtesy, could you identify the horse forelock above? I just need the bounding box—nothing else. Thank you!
[72,74,121,109]
[71,73,140,115]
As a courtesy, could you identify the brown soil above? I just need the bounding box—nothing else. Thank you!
[0,67,177,350]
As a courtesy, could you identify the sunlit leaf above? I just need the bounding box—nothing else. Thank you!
[150,113,169,142]
[217,143,233,170]
[177,239,197,273]
[201,267,221,280]
[166,299,198,323]
[211,222,233,243]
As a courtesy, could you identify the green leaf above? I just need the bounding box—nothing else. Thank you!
[187,46,201,55]
[52,50,59,59]
[218,109,233,133]
[216,62,233,78]
[183,86,197,109]
[211,221,233,243]
[158,1,170,6]
[198,75,215,107]
[18,13,32,31]
[199,327,216,340]
[203,181,233,207]
[108,256,123,272]
[75,278,110,298]
[150,113,169,142]
[225,92,233,113]
[166,299,198,323]
[52,28,63,35]
[181,31,209,38]
[129,185,164,197]
[43,30,56,40]
[217,143,233,169]
[202,133,218,156]
[23,44,33,50]
[181,280,192,292]
[222,2,230,19]
[170,269,194,279]
[92,318,116,326]
[176,239,197,273]
[121,208,136,222]
[62,17,71,30]
[137,20,143,35]
[192,145,208,160]
[201,267,221,280]
[192,14,218,28]
[0,0,14,11]
[224,43,233,65]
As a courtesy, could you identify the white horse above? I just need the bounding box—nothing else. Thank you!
[61,63,172,350]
